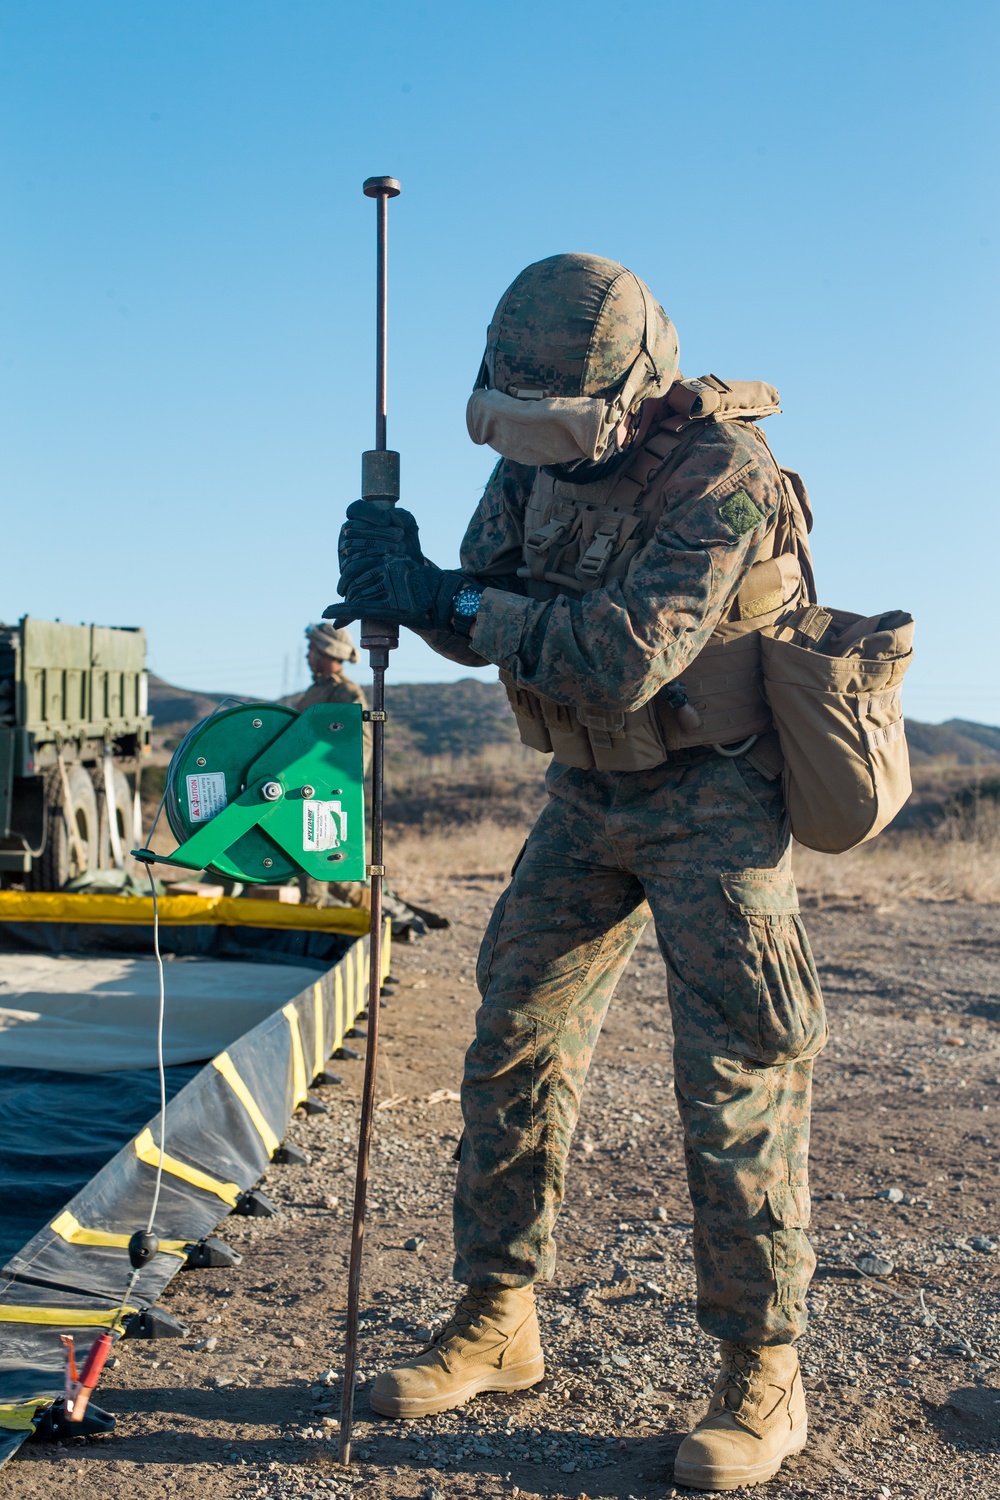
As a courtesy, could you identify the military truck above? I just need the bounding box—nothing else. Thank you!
[0,616,151,888]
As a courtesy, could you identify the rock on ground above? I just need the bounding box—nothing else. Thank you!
[5,887,999,1499]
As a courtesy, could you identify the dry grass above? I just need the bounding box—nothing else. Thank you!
[390,801,1000,906]
[386,742,540,784]
[139,752,1000,907]
[390,818,529,894]
[793,799,1000,904]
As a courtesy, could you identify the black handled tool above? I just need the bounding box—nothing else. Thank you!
[338,172,401,1468]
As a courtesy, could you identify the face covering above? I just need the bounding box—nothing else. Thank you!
[466,387,620,467]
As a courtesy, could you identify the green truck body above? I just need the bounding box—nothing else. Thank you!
[0,616,151,886]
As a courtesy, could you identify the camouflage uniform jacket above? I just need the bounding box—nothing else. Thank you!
[296,673,372,772]
[422,416,787,713]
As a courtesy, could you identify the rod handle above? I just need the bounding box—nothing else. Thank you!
[361,449,400,505]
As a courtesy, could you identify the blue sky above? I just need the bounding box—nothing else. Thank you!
[1,1,997,722]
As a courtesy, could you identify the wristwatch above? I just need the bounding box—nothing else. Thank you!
[451,584,483,636]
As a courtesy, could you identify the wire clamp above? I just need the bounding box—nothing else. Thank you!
[363,710,387,722]
[59,1332,114,1424]
[367,863,386,877]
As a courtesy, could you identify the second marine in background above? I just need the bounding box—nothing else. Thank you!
[297,622,437,940]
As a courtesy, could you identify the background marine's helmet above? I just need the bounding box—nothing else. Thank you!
[305,622,359,663]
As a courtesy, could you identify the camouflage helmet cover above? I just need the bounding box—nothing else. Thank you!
[479,253,679,407]
[306,622,358,663]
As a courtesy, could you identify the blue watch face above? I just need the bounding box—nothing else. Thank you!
[454,587,481,617]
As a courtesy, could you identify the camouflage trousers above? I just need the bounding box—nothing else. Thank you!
[454,751,826,1345]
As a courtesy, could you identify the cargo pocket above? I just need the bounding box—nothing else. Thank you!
[720,868,826,1064]
[766,1183,815,1313]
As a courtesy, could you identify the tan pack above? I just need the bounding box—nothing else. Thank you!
[760,606,914,853]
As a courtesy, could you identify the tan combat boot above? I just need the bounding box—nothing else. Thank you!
[369,1286,544,1419]
[673,1342,807,1491]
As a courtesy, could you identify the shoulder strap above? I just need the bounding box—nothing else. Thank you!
[747,430,817,605]
[662,374,782,431]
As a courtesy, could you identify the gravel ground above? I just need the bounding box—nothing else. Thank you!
[5,882,999,1499]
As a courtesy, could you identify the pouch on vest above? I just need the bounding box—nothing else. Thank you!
[760,607,914,853]
[498,669,670,771]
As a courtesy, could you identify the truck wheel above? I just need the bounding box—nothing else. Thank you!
[29,765,100,890]
[93,767,135,871]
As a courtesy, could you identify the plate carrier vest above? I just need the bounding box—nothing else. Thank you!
[499,375,816,772]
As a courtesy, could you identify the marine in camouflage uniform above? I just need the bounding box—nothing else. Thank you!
[297,622,371,753]
[297,624,371,909]
[297,625,430,935]
[434,423,824,1344]
[331,255,824,1488]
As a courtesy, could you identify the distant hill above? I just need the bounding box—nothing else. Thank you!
[147,673,521,762]
[147,674,250,728]
[904,718,1000,765]
[378,679,521,761]
[148,673,1000,766]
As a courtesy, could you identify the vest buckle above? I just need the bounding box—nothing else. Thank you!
[525,518,569,557]
[577,518,622,581]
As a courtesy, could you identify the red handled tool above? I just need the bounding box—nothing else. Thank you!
[61,1331,114,1423]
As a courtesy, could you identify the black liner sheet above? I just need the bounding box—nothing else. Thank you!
[0,914,377,1463]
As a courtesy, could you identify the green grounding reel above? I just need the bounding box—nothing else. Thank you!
[134,701,367,883]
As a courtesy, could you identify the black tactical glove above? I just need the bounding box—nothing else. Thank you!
[338,500,424,595]
[324,555,468,632]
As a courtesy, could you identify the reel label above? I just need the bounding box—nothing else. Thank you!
[303,799,348,852]
[186,772,228,823]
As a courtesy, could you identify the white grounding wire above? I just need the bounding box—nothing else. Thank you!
[112,811,169,1329]
[117,709,263,1324]
[144,865,168,1233]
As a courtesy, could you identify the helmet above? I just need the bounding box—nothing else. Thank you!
[482,253,678,400]
[305,622,358,663]
[467,253,679,473]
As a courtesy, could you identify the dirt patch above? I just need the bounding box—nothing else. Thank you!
[5,861,1000,1498]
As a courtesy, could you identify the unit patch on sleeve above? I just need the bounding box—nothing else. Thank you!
[719,489,764,537]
